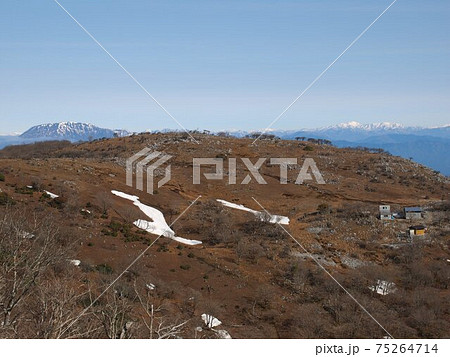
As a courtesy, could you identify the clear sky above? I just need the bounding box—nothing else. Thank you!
[1,0,449,134]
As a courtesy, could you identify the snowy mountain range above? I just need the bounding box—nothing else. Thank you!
[268,122,449,175]
[268,121,449,141]
[332,121,404,130]
[19,122,129,141]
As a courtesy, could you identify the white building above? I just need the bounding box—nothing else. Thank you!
[379,205,393,220]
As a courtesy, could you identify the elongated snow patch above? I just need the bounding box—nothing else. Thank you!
[44,190,59,199]
[111,190,202,246]
[217,199,289,225]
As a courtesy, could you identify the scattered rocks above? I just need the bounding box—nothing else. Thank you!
[341,255,366,269]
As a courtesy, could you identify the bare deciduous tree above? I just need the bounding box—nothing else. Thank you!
[0,207,71,336]
[29,274,100,339]
[96,191,113,216]
[133,282,190,339]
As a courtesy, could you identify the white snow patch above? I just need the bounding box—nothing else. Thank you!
[69,259,81,266]
[217,199,289,225]
[369,280,397,295]
[44,190,59,199]
[26,185,33,189]
[20,231,35,239]
[145,283,156,290]
[201,314,222,328]
[171,236,203,245]
[81,209,91,214]
[111,190,202,246]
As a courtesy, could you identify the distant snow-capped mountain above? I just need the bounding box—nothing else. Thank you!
[19,122,130,141]
[276,121,449,141]
[270,121,449,175]
[0,122,131,150]
[330,121,404,130]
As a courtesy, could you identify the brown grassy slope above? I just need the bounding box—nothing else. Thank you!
[0,133,449,339]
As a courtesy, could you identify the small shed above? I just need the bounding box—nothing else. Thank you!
[409,225,427,237]
[379,205,393,220]
[404,207,422,220]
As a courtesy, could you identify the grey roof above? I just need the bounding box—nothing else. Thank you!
[404,207,422,212]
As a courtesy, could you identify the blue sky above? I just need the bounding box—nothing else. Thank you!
[1,0,449,134]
